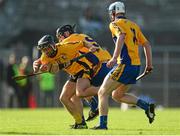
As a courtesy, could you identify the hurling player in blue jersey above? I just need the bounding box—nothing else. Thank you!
[93,1,155,129]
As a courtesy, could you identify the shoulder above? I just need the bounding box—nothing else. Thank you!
[109,21,121,30]
[109,22,115,29]
[79,33,89,38]
[70,33,85,38]
[56,43,61,46]
[70,33,86,42]
[127,19,141,29]
[109,21,115,26]
[70,33,79,37]
[55,43,63,49]
[110,19,123,27]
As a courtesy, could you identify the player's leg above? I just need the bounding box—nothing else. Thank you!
[76,62,111,97]
[70,95,88,129]
[76,78,99,121]
[68,72,98,122]
[59,80,87,128]
[81,63,112,122]
[84,96,99,122]
[71,95,83,117]
[109,66,155,123]
[76,78,98,97]
[111,79,155,123]
[93,64,136,129]
[93,76,120,129]
[112,85,137,104]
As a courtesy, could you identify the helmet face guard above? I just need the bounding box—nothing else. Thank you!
[43,45,56,57]
[38,43,56,57]
[37,35,57,57]
[37,41,49,50]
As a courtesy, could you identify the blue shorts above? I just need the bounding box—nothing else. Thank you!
[91,63,112,87]
[108,64,140,84]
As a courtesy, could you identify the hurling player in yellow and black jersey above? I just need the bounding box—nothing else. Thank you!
[55,25,113,123]
[93,1,155,130]
[33,32,112,129]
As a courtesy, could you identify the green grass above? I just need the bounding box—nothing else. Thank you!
[0,108,180,135]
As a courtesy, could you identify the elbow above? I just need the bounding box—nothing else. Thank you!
[118,33,126,40]
[143,41,151,47]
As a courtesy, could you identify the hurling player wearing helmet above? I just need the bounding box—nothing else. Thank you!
[56,24,113,122]
[93,1,155,129]
[33,33,112,129]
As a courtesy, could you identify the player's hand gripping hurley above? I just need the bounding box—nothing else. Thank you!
[136,66,153,81]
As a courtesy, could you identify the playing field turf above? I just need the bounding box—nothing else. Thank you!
[0,108,180,135]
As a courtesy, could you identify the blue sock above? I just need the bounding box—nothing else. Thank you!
[136,99,149,111]
[100,115,107,128]
[86,96,98,112]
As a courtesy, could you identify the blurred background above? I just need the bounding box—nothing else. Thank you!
[0,0,180,109]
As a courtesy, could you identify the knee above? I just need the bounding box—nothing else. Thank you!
[98,87,107,98]
[112,91,123,101]
[112,91,118,101]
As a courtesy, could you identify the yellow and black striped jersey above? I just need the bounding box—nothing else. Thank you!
[61,33,112,63]
[40,41,93,76]
[109,16,148,65]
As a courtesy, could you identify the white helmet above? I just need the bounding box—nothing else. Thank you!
[108,1,125,15]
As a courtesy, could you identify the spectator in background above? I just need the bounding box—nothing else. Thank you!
[79,7,103,38]
[39,73,55,107]
[6,53,20,107]
[18,56,32,108]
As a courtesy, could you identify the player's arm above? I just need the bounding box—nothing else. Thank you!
[142,41,153,73]
[137,26,153,74]
[36,61,62,74]
[107,33,125,68]
[33,55,60,74]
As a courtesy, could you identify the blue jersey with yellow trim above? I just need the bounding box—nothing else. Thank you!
[109,16,148,65]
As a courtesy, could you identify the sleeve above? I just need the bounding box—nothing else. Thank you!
[40,54,50,64]
[109,22,126,37]
[137,26,148,46]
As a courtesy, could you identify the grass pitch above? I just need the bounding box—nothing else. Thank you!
[0,108,180,135]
